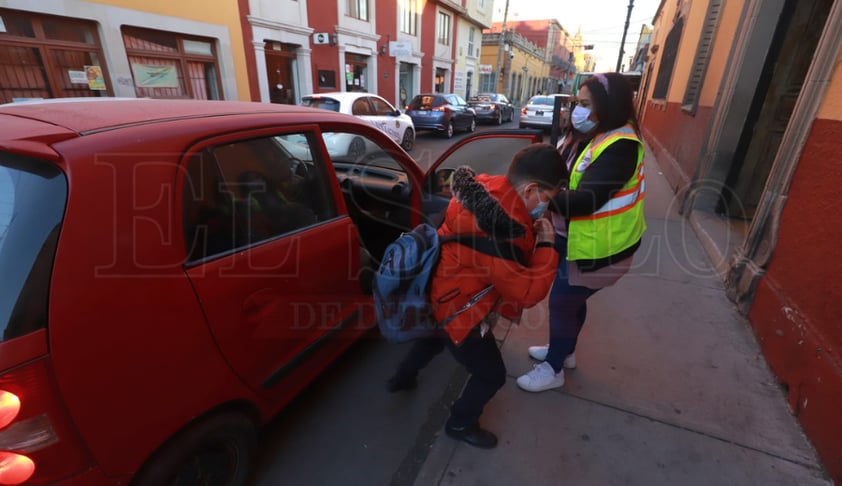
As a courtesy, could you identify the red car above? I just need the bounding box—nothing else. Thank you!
[0,99,542,485]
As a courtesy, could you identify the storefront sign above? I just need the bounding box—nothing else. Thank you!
[479,64,493,74]
[68,70,89,84]
[389,41,412,57]
[131,63,179,88]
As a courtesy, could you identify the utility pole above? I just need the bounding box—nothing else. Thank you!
[616,0,634,72]
[493,0,510,92]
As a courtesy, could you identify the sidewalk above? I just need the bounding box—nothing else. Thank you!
[412,147,831,485]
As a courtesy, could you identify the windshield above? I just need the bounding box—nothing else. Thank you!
[301,97,341,112]
[0,153,66,342]
[529,96,555,106]
[408,95,441,110]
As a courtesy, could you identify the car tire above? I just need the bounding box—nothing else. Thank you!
[443,121,454,139]
[348,137,366,158]
[496,112,503,125]
[401,128,415,151]
[507,109,514,122]
[468,117,476,133]
[133,412,257,486]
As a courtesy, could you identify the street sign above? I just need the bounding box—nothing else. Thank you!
[313,32,330,45]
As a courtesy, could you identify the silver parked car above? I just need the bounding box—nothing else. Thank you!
[519,94,573,130]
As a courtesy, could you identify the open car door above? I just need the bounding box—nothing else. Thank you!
[421,129,545,227]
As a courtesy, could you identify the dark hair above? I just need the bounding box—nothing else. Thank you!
[581,72,640,136]
[507,143,569,190]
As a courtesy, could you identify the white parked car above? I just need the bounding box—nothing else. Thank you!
[301,92,415,152]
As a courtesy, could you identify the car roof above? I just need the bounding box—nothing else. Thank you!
[0,98,323,136]
[302,92,379,103]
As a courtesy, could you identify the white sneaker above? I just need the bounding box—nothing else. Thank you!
[527,345,577,369]
[516,362,565,392]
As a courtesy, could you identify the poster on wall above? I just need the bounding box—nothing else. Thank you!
[84,65,106,91]
[131,63,180,88]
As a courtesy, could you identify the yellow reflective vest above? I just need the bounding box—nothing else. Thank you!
[567,124,646,261]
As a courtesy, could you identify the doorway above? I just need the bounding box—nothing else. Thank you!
[264,42,297,104]
[721,0,833,219]
[399,62,414,108]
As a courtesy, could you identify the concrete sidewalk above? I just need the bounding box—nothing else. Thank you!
[412,148,831,485]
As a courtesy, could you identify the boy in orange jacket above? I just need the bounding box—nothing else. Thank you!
[387,143,567,448]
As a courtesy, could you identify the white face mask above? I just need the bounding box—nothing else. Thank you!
[529,199,549,220]
[572,105,597,133]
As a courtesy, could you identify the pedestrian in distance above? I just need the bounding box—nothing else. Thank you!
[517,72,647,392]
[386,143,568,449]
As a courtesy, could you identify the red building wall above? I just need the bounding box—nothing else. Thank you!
[376,1,398,102]
[641,101,712,190]
[748,117,842,481]
[307,4,340,94]
[420,1,438,93]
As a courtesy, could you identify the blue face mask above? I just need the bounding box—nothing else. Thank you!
[572,105,597,133]
[529,199,549,220]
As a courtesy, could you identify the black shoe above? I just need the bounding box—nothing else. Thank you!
[444,422,498,449]
[386,375,417,393]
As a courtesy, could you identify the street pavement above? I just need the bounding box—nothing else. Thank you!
[410,145,831,486]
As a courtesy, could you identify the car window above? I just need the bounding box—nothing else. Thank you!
[369,96,396,116]
[320,131,403,171]
[351,98,374,116]
[301,96,341,112]
[498,95,509,104]
[0,152,66,342]
[530,96,554,106]
[454,95,467,105]
[183,134,337,260]
[469,95,491,103]
[408,95,438,110]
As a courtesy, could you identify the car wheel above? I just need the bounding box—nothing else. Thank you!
[348,137,366,158]
[443,121,454,139]
[507,109,514,122]
[496,111,503,125]
[401,128,415,151]
[468,117,476,133]
[133,413,257,486]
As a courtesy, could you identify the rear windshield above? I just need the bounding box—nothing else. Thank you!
[408,95,443,110]
[0,153,66,342]
[301,97,341,112]
[529,96,555,106]
[469,95,493,103]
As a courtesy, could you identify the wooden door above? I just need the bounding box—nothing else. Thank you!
[265,46,296,104]
[723,0,832,218]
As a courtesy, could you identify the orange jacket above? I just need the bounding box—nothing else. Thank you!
[430,167,559,345]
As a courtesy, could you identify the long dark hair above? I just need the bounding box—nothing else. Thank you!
[580,72,640,136]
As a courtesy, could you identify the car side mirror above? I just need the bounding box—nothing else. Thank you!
[392,109,401,116]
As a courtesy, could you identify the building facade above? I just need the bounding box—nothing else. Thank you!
[639,0,842,481]
[0,0,249,104]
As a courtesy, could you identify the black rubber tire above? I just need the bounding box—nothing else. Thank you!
[401,128,414,151]
[132,413,257,486]
[496,111,503,125]
[468,117,476,132]
[443,121,454,139]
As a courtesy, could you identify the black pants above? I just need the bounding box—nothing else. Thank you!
[393,327,506,428]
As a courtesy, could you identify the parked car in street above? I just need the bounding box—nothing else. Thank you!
[519,94,573,131]
[300,92,415,152]
[467,93,514,125]
[405,93,476,138]
[0,98,542,486]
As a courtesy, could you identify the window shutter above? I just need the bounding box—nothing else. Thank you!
[682,0,724,115]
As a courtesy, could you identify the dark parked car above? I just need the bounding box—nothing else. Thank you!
[405,93,476,138]
[467,93,514,125]
[0,98,543,486]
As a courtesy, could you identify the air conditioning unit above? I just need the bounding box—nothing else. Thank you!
[313,32,330,45]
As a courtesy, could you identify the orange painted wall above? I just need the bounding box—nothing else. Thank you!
[85,0,251,100]
[642,101,711,189]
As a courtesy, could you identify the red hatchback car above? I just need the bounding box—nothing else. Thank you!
[0,99,542,485]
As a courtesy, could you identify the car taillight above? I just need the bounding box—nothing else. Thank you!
[521,107,527,115]
[432,106,446,112]
[0,360,92,484]
[0,392,20,430]
[0,452,35,485]
[489,103,497,110]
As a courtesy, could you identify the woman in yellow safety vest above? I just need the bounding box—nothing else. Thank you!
[517,72,646,392]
